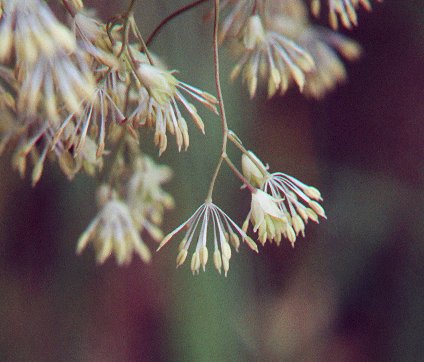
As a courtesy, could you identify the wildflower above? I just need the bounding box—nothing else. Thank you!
[77,185,151,265]
[216,0,255,43]
[230,15,315,98]
[298,27,362,99]
[52,83,126,158]
[244,189,289,246]
[130,63,218,155]
[16,50,94,122]
[0,0,76,63]
[72,10,120,69]
[0,0,96,120]
[262,172,326,245]
[241,150,268,188]
[126,156,174,237]
[311,0,383,29]
[242,152,325,246]
[157,202,258,276]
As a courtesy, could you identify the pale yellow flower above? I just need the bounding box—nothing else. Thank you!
[0,0,96,120]
[0,0,76,63]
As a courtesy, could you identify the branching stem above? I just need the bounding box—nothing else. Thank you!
[146,0,210,46]
[205,0,255,202]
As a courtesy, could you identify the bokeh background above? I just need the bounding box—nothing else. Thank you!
[1,0,424,361]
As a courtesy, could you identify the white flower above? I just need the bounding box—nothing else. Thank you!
[241,151,267,188]
[263,172,326,245]
[241,151,326,246]
[158,202,258,276]
[244,189,288,246]
[77,186,151,265]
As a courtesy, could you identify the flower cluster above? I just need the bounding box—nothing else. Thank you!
[77,154,174,265]
[242,152,326,247]
[217,0,379,98]
[0,0,381,275]
[0,0,217,184]
[158,202,258,276]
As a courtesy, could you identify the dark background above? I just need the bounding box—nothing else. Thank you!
[0,1,423,361]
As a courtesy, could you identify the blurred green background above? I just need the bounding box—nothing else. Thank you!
[1,0,424,361]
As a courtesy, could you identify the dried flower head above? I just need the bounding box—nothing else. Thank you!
[158,202,258,276]
[77,185,151,265]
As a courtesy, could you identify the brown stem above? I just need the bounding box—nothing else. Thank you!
[146,0,210,46]
[223,156,256,193]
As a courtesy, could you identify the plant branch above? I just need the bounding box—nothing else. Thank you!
[146,0,210,46]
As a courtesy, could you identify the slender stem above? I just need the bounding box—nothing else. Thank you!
[205,155,223,203]
[223,156,256,193]
[205,0,257,202]
[123,0,137,17]
[61,0,76,17]
[100,127,127,184]
[146,0,210,46]
[204,0,226,202]
[228,131,268,175]
[130,16,154,64]
[213,0,228,152]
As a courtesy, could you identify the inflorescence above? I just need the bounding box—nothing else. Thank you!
[0,0,381,275]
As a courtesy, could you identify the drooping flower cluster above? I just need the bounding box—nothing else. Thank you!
[217,0,379,98]
[0,0,217,184]
[242,152,326,247]
[158,202,258,276]
[0,0,381,275]
[77,154,174,264]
